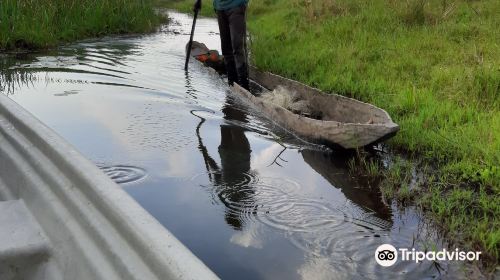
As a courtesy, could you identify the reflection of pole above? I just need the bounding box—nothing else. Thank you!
[190,110,220,182]
[184,70,198,101]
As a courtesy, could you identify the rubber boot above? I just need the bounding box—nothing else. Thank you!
[237,64,249,91]
[225,57,238,86]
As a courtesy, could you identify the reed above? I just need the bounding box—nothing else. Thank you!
[0,0,162,50]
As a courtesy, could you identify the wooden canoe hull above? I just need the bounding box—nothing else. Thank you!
[232,81,399,149]
[236,67,398,149]
[190,52,399,149]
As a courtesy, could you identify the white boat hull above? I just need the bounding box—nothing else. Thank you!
[0,94,219,280]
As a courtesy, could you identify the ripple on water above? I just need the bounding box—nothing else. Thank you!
[123,103,195,152]
[193,172,393,274]
[98,164,147,184]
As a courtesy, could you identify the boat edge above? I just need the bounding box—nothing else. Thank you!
[0,93,219,280]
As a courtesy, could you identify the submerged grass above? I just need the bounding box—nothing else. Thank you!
[0,0,163,50]
[165,0,499,268]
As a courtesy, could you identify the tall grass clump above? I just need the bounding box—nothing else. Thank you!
[0,0,162,50]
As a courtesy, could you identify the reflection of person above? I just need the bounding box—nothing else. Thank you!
[194,0,249,90]
[193,99,253,230]
[218,104,251,183]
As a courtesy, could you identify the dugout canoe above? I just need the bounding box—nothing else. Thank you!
[188,42,399,149]
[0,93,218,279]
[242,67,399,149]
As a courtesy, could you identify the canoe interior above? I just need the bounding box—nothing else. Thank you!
[249,67,394,125]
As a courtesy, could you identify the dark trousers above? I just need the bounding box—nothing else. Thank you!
[216,5,249,90]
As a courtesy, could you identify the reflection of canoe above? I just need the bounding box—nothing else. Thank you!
[0,94,218,279]
[301,149,391,221]
[188,42,399,149]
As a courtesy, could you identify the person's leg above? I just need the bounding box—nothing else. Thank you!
[217,10,237,85]
[227,5,249,90]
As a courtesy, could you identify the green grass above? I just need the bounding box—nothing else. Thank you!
[164,0,499,268]
[0,0,163,50]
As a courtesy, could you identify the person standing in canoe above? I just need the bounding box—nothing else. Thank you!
[193,0,250,90]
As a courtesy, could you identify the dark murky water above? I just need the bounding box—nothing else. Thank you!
[0,12,473,280]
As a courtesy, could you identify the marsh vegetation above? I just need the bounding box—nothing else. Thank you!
[0,0,163,50]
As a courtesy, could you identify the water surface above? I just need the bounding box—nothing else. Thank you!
[0,12,472,280]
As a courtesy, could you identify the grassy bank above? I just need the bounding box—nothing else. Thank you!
[164,0,499,268]
[0,0,163,50]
